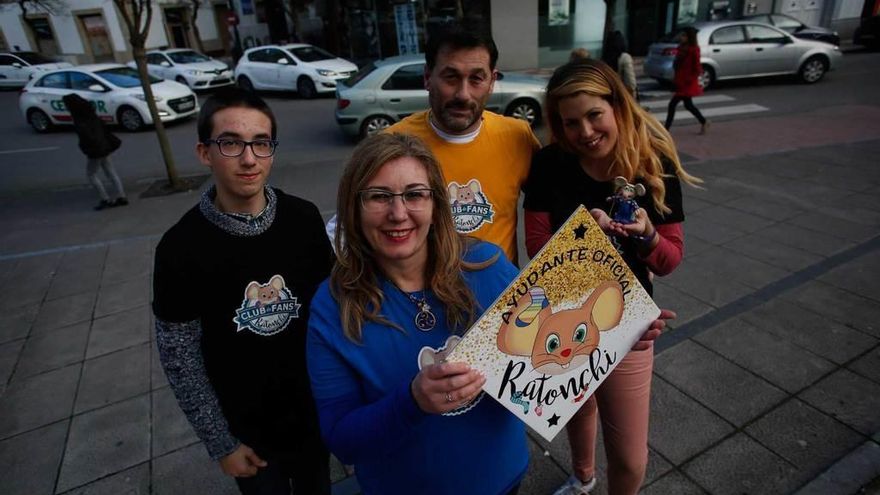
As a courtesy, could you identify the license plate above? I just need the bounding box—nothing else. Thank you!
[179,101,194,110]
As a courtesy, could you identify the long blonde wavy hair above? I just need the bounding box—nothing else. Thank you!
[545,59,701,215]
[331,133,491,343]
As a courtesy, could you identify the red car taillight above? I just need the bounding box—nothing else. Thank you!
[19,88,28,95]
[661,47,679,57]
[337,99,351,110]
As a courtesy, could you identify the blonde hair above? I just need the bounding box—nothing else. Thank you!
[545,59,701,215]
[331,133,492,343]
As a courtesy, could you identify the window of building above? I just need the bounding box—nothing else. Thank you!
[27,17,59,56]
[538,0,607,68]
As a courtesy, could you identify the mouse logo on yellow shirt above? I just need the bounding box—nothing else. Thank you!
[447,179,494,233]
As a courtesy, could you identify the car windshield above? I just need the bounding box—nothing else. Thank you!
[15,52,57,65]
[167,50,211,63]
[291,46,335,62]
[344,62,376,87]
[95,67,162,87]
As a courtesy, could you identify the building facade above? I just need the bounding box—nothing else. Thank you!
[0,0,869,69]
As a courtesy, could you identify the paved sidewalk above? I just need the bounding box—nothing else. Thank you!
[2,130,879,493]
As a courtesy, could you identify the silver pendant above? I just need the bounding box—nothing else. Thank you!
[415,302,436,331]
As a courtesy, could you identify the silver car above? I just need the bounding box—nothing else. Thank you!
[644,20,842,89]
[335,55,546,139]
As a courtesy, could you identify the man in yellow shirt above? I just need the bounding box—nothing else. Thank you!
[388,26,540,264]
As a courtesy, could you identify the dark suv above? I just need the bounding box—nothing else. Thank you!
[741,13,840,45]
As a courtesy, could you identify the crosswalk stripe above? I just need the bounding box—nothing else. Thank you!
[651,103,770,121]
[640,94,737,110]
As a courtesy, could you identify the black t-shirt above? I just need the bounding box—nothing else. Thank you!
[523,143,685,296]
[152,190,333,453]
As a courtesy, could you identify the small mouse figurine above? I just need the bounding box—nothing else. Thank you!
[608,176,645,224]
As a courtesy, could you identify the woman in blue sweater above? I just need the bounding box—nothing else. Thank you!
[307,132,526,494]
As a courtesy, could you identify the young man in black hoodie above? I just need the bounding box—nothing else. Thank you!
[152,88,333,494]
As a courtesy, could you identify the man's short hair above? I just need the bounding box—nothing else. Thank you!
[197,87,277,142]
[425,24,499,71]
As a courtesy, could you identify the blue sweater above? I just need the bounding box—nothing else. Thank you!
[307,242,528,495]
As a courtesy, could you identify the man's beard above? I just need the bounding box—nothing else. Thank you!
[435,99,483,133]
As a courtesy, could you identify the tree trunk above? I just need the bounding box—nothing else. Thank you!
[190,4,206,53]
[132,46,181,189]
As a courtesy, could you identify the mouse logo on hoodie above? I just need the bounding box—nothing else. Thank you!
[233,275,301,336]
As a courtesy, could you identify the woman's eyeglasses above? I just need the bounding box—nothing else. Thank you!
[359,188,433,212]
[204,138,278,158]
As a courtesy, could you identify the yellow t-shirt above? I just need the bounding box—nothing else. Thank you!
[388,111,540,263]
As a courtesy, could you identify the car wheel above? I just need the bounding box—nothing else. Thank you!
[118,106,145,132]
[360,115,393,139]
[799,56,827,84]
[297,77,317,99]
[505,99,541,127]
[27,108,53,133]
[698,65,715,90]
[237,75,254,92]
[175,75,190,87]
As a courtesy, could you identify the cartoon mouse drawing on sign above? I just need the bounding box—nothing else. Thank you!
[245,275,285,307]
[497,282,624,375]
[448,179,481,205]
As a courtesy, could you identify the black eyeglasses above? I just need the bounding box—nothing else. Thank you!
[204,138,278,157]
[359,188,433,212]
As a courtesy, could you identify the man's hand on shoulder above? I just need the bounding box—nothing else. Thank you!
[219,443,267,478]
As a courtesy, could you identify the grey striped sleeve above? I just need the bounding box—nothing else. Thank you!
[155,318,240,460]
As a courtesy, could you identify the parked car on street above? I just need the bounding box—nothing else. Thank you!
[19,64,199,133]
[853,15,880,49]
[740,13,840,45]
[234,44,358,98]
[335,55,546,139]
[644,21,842,89]
[127,49,233,89]
[0,52,73,88]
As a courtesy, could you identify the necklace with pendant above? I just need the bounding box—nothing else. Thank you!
[394,284,437,331]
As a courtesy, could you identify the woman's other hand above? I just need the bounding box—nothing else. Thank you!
[631,308,676,351]
[411,362,486,414]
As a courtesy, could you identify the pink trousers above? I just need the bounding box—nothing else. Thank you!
[565,346,654,495]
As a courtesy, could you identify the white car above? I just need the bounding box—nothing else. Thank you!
[129,49,233,90]
[19,64,199,133]
[0,52,73,88]
[234,44,357,98]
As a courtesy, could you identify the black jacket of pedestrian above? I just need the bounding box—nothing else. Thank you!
[62,93,121,159]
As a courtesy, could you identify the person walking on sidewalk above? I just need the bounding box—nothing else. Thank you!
[664,26,710,134]
[152,88,333,495]
[62,93,128,210]
[524,59,698,495]
[602,31,638,99]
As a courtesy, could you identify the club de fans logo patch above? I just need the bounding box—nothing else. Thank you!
[233,275,301,336]
[448,179,494,234]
